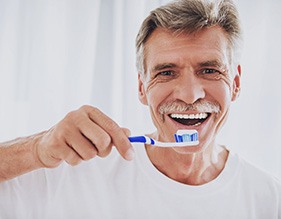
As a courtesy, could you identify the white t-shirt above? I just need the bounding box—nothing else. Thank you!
[0,144,280,219]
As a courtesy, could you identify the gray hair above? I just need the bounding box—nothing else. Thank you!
[135,0,243,74]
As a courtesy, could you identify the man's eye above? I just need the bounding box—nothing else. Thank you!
[198,68,224,80]
[201,69,220,74]
[157,71,173,76]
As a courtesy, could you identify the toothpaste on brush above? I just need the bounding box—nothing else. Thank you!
[128,129,199,147]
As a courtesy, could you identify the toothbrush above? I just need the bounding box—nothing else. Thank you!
[128,130,199,147]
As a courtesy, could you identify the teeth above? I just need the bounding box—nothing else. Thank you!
[170,112,208,120]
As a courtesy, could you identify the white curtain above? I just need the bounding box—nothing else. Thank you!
[0,0,281,179]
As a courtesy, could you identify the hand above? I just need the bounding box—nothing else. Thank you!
[34,105,134,168]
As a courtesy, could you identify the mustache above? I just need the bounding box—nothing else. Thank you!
[158,99,221,115]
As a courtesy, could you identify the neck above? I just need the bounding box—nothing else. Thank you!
[145,142,229,185]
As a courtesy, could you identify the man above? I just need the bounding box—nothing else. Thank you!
[0,0,280,218]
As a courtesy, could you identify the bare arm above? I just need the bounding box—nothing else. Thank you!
[0,105,134,183]
[0,132,45,182]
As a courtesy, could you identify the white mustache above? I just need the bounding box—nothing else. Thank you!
[158,99,221,115]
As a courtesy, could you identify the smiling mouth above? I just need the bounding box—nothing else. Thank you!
[169,112,211,126]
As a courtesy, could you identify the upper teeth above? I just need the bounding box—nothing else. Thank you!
[170,113,208,119]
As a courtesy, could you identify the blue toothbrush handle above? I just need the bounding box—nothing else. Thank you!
[128,136,155,145]
[128,136,147,143]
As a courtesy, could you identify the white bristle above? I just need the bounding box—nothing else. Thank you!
[174,129,198,142]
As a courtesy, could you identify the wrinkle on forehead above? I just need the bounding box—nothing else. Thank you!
[143,26,233,75]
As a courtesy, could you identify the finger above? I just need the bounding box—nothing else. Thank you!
[121,127,131,137]
[75,117,113,158]
[64,148,83,166]
[86,107,134,160]
[52,142,83,166]
[66,131,98,161]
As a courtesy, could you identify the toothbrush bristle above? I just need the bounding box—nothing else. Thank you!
[174,130,198,142]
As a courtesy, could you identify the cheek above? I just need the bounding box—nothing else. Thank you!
[145,81,173,110]
[210,81,232,130]
[214,86,232,109]
[207,79,233,113]
[221,74,234,93]
[211,74,233,101]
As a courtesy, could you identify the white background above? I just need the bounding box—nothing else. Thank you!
[0,0,281,179]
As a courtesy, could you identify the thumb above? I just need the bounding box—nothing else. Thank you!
[119,127,134,161]
[121,127,131,137]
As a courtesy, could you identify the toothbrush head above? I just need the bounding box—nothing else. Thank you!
[174,129,198,143]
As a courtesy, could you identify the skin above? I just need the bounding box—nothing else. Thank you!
[138,26,241,185]
[0,106,134,182]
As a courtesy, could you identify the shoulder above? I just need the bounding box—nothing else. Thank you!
[233,152,281,193]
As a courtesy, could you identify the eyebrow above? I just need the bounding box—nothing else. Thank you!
[151,63,177,72]
[151,60,227,73]
[198,60,226,69]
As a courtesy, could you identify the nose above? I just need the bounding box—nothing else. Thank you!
[173,72,205,104]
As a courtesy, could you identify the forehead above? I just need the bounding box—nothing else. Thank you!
[144,26,231,71]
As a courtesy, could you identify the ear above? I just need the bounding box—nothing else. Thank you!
[231,65,242,101]
[138,73,148,105]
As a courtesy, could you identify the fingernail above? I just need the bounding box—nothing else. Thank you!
[125,147,135,161]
